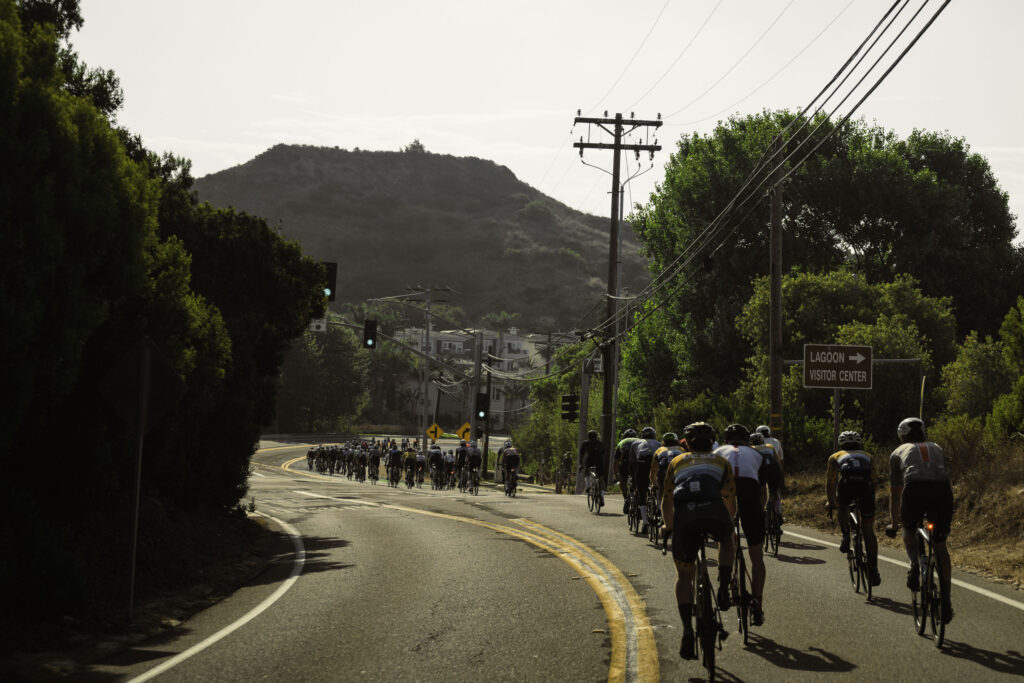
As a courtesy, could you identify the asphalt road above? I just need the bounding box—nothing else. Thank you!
[83,442,1024,682]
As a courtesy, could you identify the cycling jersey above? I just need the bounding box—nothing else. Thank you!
[467,447,482,468]
[889,442,949,486]
[503,447,520,469]
[663,451,736,506]
[651,445,683,489]
[716,443,770,544]
[631,438,660,466]
[580,438,604,470]
[826,449,874,487]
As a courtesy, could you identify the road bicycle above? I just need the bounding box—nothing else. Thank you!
[763,502,782,556]
[504,468,518,497]
[469,467,480,495]
[388,465,401,488]
[405,466,415,489]
[458,467,469,493]
[646,486,662,543]
[828,504,872,600]
[555,465,574,494]
[904,521,947,648]
[731,517,753,645]
[625,478,641,535]
[693,531,729,681]
[584,468,603,514]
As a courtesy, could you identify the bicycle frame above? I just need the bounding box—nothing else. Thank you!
[912,521,946,648]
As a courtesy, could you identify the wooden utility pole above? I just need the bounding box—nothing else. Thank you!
[573,112,661,476]
[769,136,784,444]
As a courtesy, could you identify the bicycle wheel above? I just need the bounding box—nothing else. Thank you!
[735,554,749,645]
[771,522,781,556]
[854,533,869,597]
[847,549,857,590]
[762,510,772,554]
[912,567,927,635]
[698,567,716,681]
[926,562,945,648]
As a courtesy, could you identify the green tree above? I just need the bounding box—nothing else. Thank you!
[939,332,1011,419]
[629,110,1021,404]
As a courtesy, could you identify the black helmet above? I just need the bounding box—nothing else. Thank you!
[587,430,599,440]
[641,426,657,439]
[756,425,771,437]
[723,423,750,443]
[897,417,925,443]
[838,430,862,448]
[663,432,679,445]
[623,428,638,438]
[749,433,764,446]
[683,422,716,449]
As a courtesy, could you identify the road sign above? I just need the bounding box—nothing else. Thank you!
[457,422,471,441]
[803,344,873,390]
[426,423,443,441]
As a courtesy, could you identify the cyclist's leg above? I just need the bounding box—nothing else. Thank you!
[929,481,955,620]
[672,515,699,660]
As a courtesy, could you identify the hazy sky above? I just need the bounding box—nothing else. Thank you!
[73,1,1022,235]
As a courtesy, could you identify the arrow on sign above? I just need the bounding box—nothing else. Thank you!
[850,353,866,364]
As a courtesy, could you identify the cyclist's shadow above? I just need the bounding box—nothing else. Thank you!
[940,640,1024,675]
[744,633,855,672]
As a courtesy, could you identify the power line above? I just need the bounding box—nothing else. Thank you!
[664,0,798,120]
[586,0,672,116]
[627,0,725,112]
[675,0,859,127]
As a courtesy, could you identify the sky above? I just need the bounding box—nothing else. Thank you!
[72,0,1023,237]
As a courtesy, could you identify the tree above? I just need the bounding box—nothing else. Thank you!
[403,138,426,153]
[939,332,1011,419]
[629,110,1021,404]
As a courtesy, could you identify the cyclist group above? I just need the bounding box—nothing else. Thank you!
[634,415,954,661]
[305,414,955,663]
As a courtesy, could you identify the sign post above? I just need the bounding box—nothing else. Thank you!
[803,344,873,449]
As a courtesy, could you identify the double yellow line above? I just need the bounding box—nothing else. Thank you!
[269,454,659,682]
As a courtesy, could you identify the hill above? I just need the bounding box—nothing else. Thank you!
[194,144,650,330]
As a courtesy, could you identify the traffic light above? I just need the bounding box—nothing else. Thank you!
[475,393,490,421]
[561,394,578,421]
[363,319,377,349]
[321,261,338,302]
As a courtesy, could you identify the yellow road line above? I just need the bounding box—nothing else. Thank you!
[267,455,649,682]
[514,519,659,682]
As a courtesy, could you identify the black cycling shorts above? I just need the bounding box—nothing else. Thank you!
[672,501,733,563]
[836,477,876,519]
[900,480,954,542]
[734,478,766,546]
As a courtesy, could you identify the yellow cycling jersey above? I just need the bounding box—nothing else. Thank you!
[825,449,875,489]
[661,450,736,523]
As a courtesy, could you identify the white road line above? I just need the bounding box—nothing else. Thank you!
[128,514,305,682]
[782,528,1024,613]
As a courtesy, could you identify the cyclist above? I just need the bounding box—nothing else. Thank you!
[368,443,381,481]
[661,422,736,661]
[716,423,778,626]
[428,443,444,486]
[887,417,954,624]
[614,428,640,513]
[502,442,521,492]
[826,430,881,587]
[749,433,782,522]
[650,432,684,497]
[455,441,469,488]
[755,425,784,478]
[403,446,418,487]
[415,447,426,484]
[631,426,661,534]
[467,441,483,488]
[579,430,605,504]
[443,448,456,488]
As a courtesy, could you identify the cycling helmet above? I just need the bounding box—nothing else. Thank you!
[622,428,638,438]
[897,417,925,442]
[749,433,764,446]
[723,423,750,443]
[587,430,599,440]
[838,430,862,448]
[682,422,716,449]
[662,432,679,445]
[755,425,771,437]
[641,426,657,439]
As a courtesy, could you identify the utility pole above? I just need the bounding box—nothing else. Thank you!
[574,111,662,476]
[406,286,450,455]
[470,331,483,443]
[769,136,784,445]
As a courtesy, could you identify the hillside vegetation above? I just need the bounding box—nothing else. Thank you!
[195,144,650,330]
